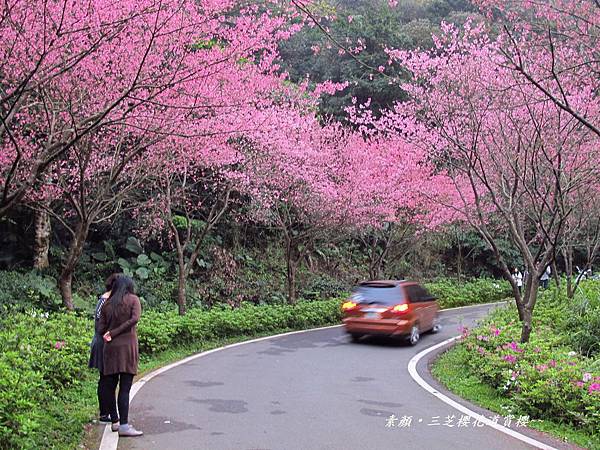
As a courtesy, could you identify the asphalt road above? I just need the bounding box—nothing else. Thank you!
[119,303,571,450]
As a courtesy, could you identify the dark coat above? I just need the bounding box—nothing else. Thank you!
[98,293,141,375]
[88,294,109,372]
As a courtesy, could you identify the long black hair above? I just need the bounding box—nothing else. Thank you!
[107,275,135,310]
[104,273,122,292]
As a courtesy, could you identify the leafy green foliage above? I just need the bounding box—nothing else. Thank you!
[278,0,475,120]
[565,281,600,357]
[0,311,92,449]
[117,239,172,286]
[138,299,343,354]
[425,278,512,309]
[0,271,62,311]
[299,273,348,300]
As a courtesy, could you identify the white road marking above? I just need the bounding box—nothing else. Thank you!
[407,336,557,450]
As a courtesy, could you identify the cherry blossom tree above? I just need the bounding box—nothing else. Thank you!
[361,22,600,342]
[150,166,233,316]
[132,64,347,313]
[1,0,309,308]
[234,117,345,304]
[0,0,300,218]
[337,131,458,280]
[474,0,600,137]
[33,124,157,309]
[560,183,600,298]
[240,114,449,302]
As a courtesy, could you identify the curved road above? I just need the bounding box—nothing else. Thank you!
[117,303,571,450]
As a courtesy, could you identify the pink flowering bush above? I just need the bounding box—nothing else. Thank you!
[457,286,600,432]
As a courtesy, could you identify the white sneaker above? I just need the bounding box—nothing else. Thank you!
[118,424,143,437]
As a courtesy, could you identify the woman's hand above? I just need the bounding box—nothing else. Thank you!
[103,331,112,342]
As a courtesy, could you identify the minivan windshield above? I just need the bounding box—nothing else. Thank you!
[351,284,405,306]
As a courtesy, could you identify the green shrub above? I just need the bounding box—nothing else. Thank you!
[0,352,47,449]
[564,280,600,357]
[137,310,182,354]
[0,271,62,312]
[299,273,348,300]
[0,311,92,449]
[138,299,343,355]
[425,278,511,309]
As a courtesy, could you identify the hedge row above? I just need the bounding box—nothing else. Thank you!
[0,312,91,449]
[137,300,343,354]
[425,278,512,309]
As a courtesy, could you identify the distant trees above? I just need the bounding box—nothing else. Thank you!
[280,0,476,120]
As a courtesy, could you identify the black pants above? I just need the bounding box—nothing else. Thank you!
[98,373,113,417]
[100,372,135,424]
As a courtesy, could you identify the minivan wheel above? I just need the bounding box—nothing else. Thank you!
[349,333,363,342]
[431,318,442,334]
[408,325,420,345]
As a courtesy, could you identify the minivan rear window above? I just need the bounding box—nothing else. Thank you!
[351,284,405,305]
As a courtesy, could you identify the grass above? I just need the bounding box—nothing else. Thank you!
[432,345,600,450]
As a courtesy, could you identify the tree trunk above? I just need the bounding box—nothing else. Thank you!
[551,260,560,288]
[457,237,462,282]
[367,237,378,280]
[368,258,381,280]
[520,307,533,343]
[285,239,300,305]
[33,207,51,270]
[566,275,573,299]
[177,259,187,316]
[58,222,90,310]
[563,247,574,298]
[287,259,297,305]
[519,273,540,343]
[58,271,75,310]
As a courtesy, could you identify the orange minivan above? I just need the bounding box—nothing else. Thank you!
[342,280,440,345]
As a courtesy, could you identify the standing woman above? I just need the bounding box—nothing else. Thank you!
[89,273,121,426]
[99,275,144,437]
[512,268,523,294]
